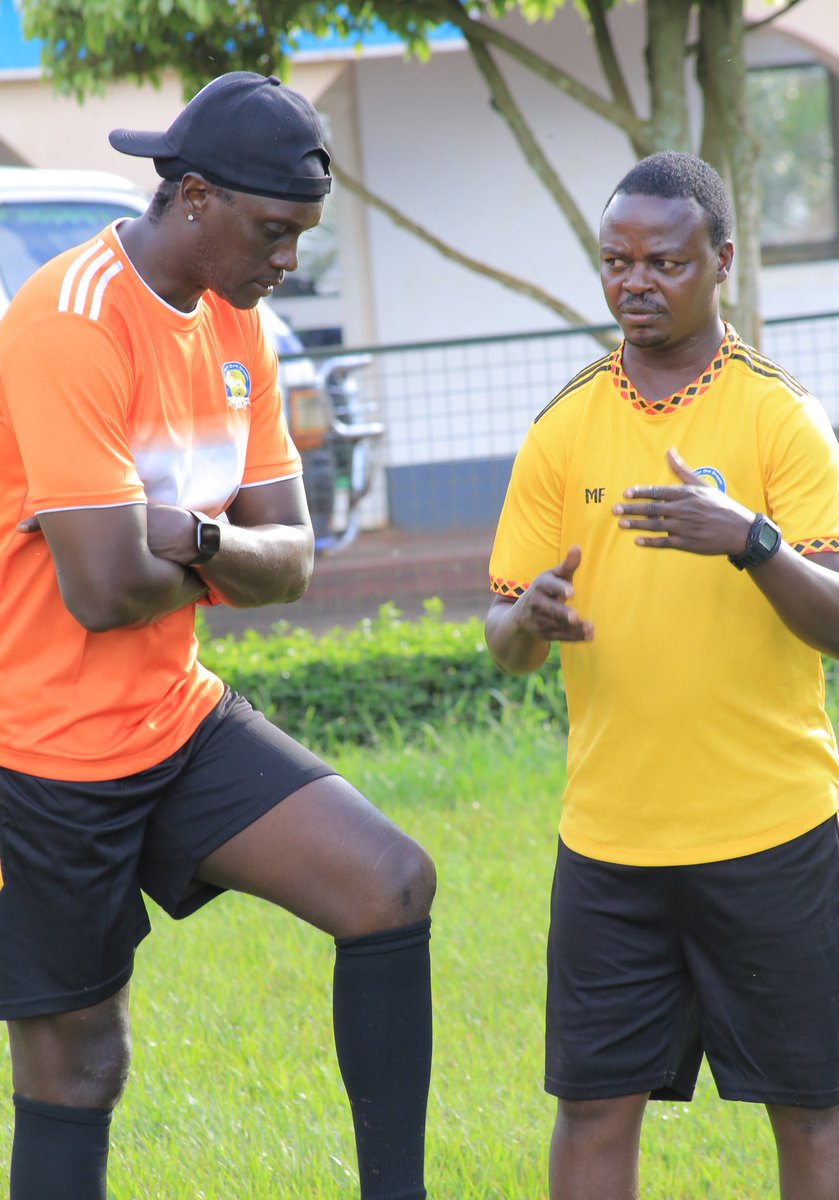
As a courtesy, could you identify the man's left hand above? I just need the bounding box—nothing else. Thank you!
[613,448,755,556]
[145,504,203,565]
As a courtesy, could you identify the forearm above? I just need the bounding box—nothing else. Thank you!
[123,563,208,627]
[749,545,839,659]
[196,522,314,608]
[485,599,552,676]
[59,552,207,632]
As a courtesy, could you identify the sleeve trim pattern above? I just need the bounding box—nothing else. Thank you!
[490,574,528,597]
[793,537,839,555]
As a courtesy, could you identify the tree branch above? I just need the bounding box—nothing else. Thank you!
[442,0,653,154]
[584,0,637,124]
[686,0,808,55]
[459,30,601,268]
[329,156,617,346]
[744,0,807,34]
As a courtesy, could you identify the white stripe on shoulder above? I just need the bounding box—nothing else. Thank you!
[89,261,124,321]
[58,239,107,313]
[73,248,119,317]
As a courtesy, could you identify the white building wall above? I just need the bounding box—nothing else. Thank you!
[350,7,634,345]
[2,3,836,347]
[0,75,181,191]
[320,3,839,347]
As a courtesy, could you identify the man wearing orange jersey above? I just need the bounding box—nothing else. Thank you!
[487,152,839,1199]
[0,73,434,1200]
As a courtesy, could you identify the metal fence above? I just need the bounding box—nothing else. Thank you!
[294,310,839,536]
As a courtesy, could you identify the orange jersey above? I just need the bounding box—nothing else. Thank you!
[0,222,301,781]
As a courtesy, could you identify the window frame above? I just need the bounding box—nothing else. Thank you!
[751,60,839,266]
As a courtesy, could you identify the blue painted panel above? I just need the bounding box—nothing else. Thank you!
[386,456,514,532]
[0,1,42,71]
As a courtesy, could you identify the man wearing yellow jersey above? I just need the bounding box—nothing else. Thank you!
[487,151,839,1199]
[0,73,435,1200]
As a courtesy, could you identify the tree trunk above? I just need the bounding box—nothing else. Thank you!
[696,0,762,347]
[645,0,695,151]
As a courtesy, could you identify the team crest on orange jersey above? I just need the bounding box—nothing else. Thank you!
[223,361,252,411]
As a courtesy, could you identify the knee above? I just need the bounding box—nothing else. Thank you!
[366,836,437,932]
[11,1006,132,1111]
[555,1094,647,1144]
[74,1024,132,1110]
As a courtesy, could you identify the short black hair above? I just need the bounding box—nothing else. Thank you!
[146,177,236,226]
[148,180,178,224]
[605,151,734,248]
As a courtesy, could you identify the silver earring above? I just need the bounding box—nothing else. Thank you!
[187,213,195,222]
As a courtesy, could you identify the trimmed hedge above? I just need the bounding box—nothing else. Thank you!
[199,602,839,752]
[197,599,568,750]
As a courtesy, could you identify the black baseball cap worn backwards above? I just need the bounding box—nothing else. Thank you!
[109,71,332,202]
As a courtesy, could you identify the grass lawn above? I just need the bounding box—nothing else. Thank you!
[0,717,778,1197]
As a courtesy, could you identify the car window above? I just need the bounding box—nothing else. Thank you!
[0,200,142,297]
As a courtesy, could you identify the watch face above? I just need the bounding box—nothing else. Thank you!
[197,521,221,556]
[757,521,781,553]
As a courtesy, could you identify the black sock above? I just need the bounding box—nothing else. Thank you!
[10,1093,112,1200]
[333,917,432,1200]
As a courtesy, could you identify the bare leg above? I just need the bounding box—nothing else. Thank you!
[550,1094,648,1200]
[6,985,131,1199]
[196,774,436,935]
[197,774,436,1200]
[767,1102,839,1200]
[8,985,131,1109]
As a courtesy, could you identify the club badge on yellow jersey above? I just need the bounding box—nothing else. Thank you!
[694,466,727,492]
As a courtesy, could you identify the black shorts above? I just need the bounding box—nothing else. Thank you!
[0,690,337,1020]
[545,819,839,1108]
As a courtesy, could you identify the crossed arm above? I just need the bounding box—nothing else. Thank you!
[20,476,314,632]
[485,448,839,674]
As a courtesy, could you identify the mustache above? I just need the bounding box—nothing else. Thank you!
[619,302,664,314]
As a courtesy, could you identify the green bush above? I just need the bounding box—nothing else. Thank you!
[824,658,839,733]
[199,601,839,753]
[197,598,568,750]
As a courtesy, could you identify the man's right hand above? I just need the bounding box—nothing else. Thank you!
[512,546,594,643]
[485,546,593,677]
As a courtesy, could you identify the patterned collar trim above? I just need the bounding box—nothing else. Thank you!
[610,324,740,415]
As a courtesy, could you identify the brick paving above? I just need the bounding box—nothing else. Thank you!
[202,525,495,637]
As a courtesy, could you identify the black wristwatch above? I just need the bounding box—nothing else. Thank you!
[728,513,782,570]
[189,511,222,566]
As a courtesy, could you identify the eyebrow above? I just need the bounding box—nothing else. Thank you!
[599,244,684,257]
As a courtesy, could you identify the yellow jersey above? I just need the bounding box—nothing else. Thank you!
[490,326,839,865]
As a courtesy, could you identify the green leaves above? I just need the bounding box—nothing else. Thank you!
[17,0,613,92]
[196,601,568,751]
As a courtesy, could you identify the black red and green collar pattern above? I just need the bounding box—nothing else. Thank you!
[611,324,740,416]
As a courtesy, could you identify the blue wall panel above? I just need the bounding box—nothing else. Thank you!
[385,455,514,532]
